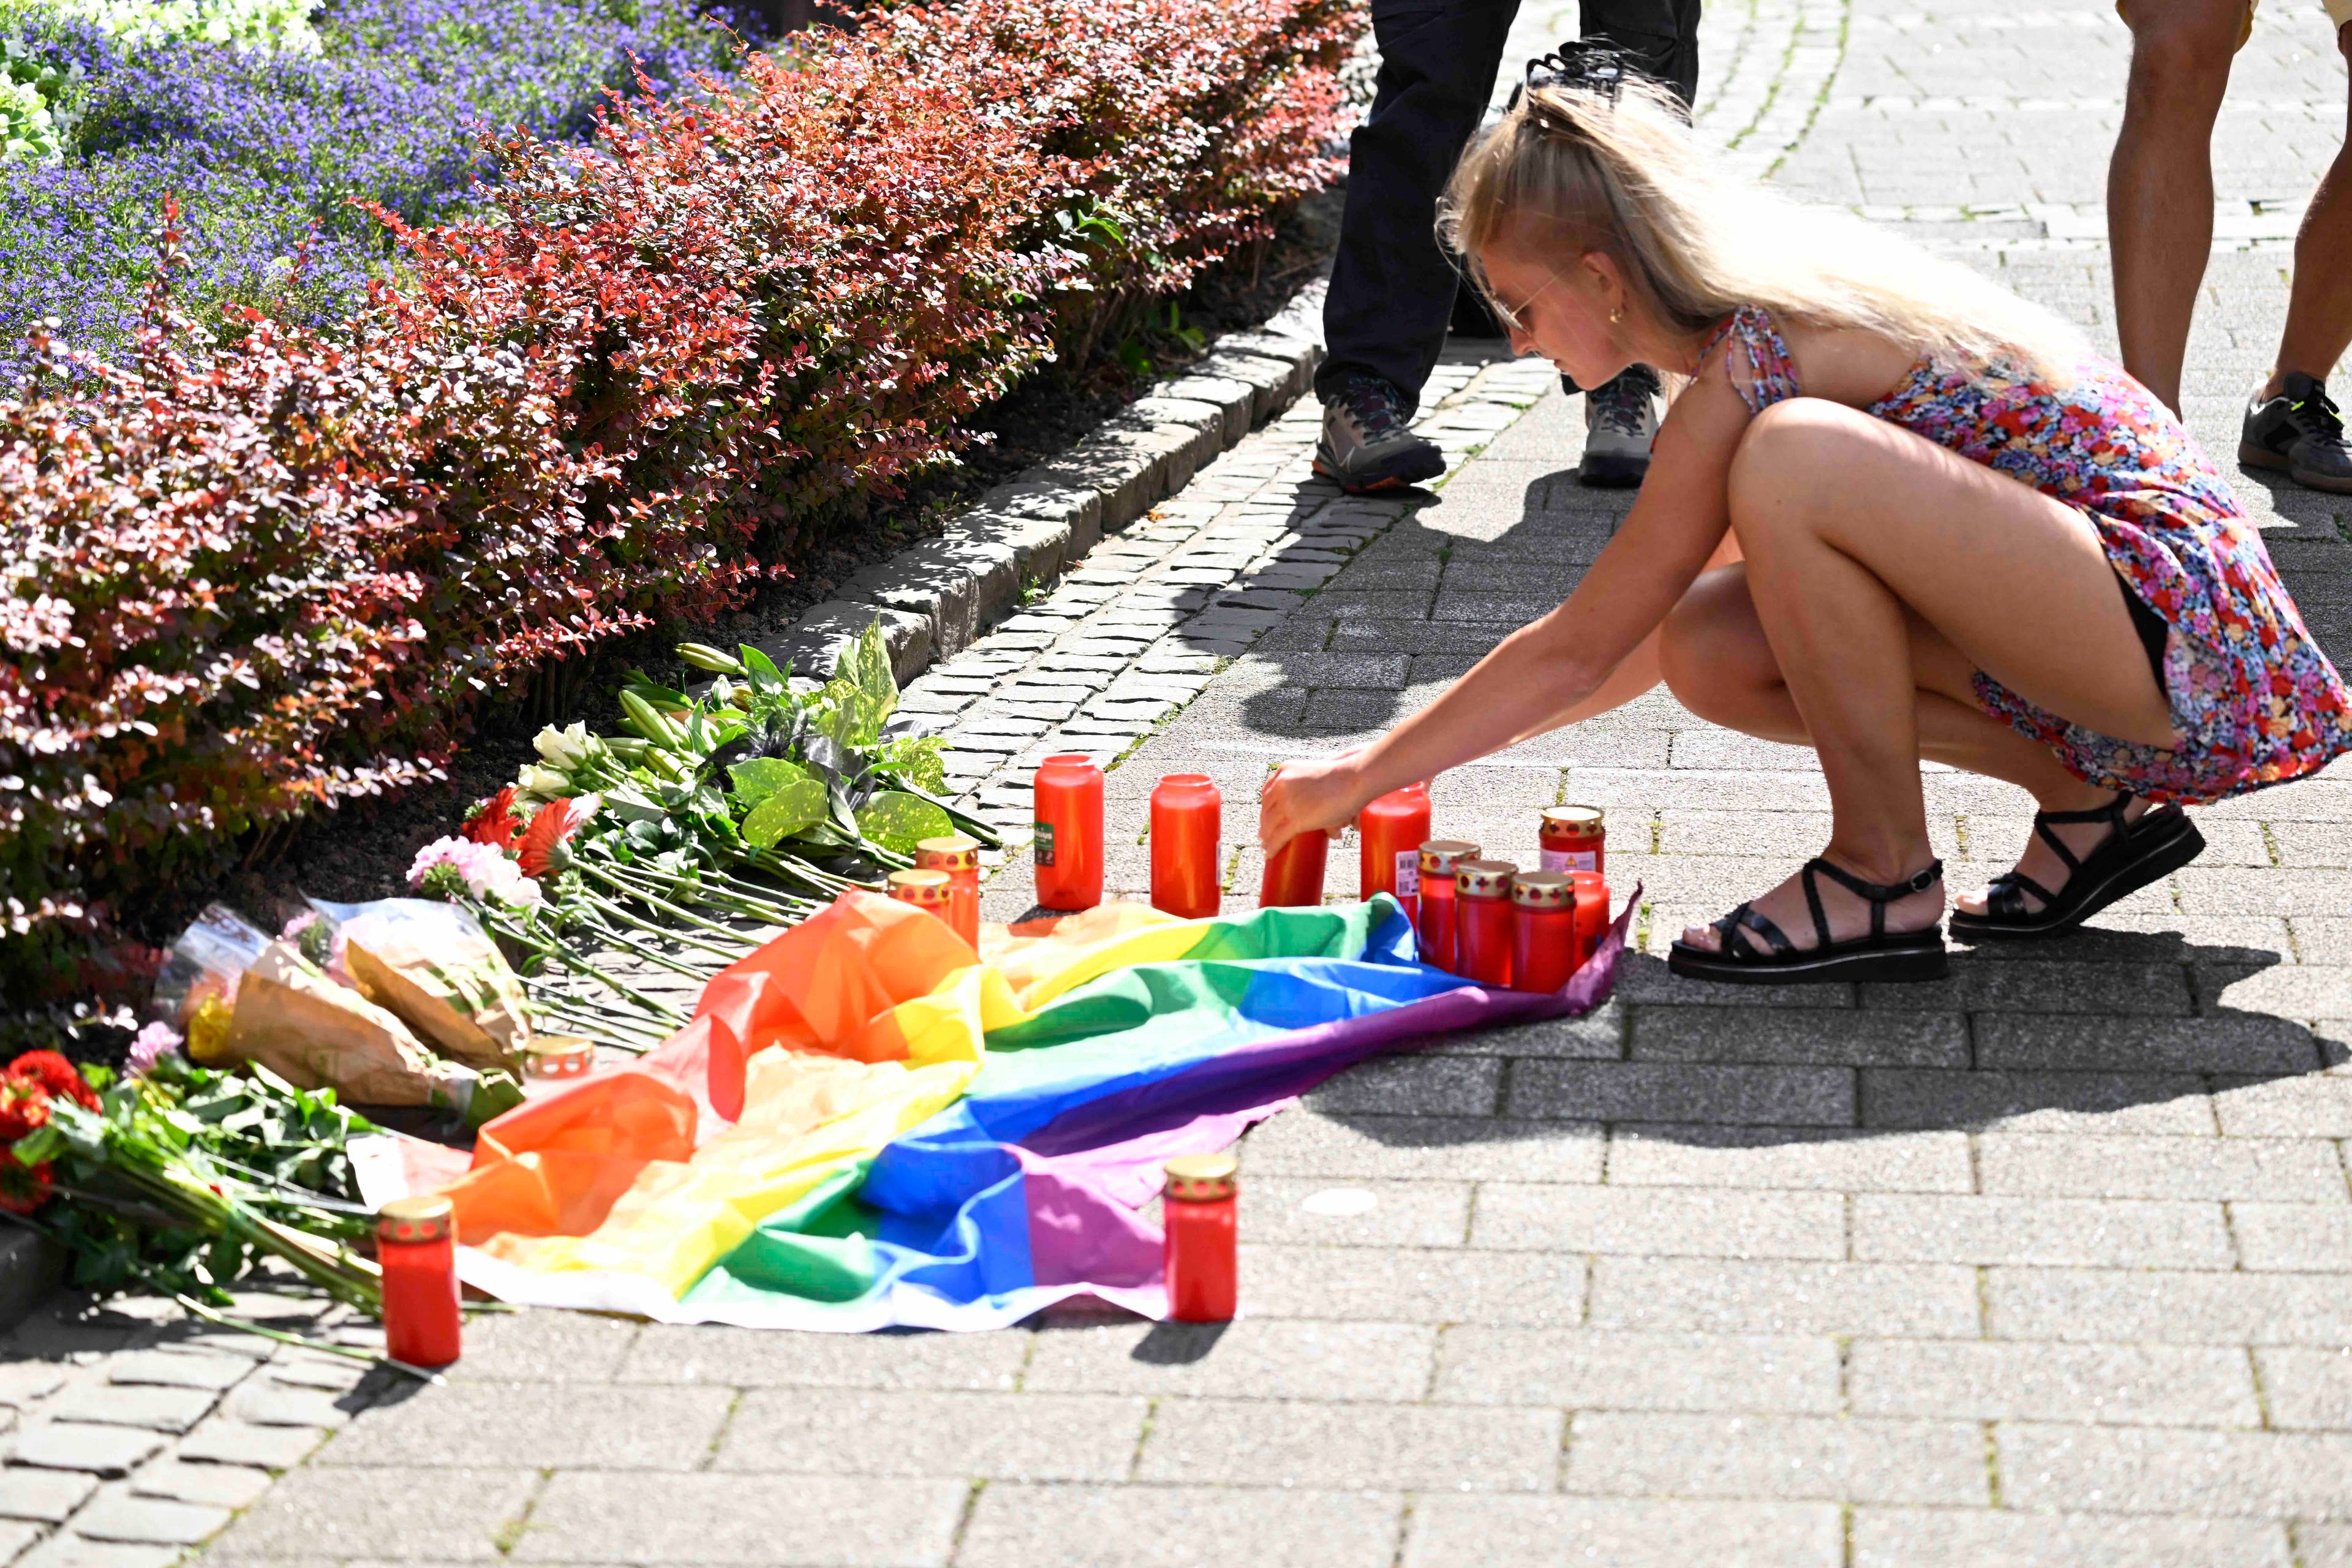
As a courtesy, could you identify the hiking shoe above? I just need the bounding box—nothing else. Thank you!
[2240,371,2352,495]
[1314,377,1445,493]
[1580,363,1664,487]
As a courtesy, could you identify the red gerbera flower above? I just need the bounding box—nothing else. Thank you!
[462,786,524,850]
[8,1050,99,1112]
[0,1073,52,1142]
[0,1149,54,1215]
[516,794,598,879]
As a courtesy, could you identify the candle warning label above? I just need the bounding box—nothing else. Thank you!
[1033,823,1055,866]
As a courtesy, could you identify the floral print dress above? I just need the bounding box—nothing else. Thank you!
[1704,304,2352,805]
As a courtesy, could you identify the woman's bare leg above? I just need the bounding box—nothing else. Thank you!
[1660,566,2154,918]
[1664,400,2175,952]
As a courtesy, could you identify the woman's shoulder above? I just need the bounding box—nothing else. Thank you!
[1769,315,1932,410]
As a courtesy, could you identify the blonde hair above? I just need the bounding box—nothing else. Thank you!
[1443,79,2087,380]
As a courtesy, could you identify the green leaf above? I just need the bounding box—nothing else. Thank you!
[740,779,827,848]
[741,645,786,696]
[853,791,954,854]
[726,758,809,810]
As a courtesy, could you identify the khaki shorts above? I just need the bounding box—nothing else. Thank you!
[2119,0,2352,48]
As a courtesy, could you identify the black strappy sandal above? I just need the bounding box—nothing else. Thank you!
[1668,858,1950,985]
[1949,791,2205,940]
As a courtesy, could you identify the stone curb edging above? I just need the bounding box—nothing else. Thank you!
[763,283,1329,687]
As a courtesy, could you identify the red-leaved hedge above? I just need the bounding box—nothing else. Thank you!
[0,0,1357,1007]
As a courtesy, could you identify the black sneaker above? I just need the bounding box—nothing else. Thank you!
[1314,377,1446,493]
[1579,363,1664,488]
[2239,371,2352,495]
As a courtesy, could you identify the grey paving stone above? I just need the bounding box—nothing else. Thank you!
[2304,1521,2352,1568]
[0,1520,37,1562]
[318,1382,731,1471]
[1588,1259,1981,1337]
[1022,1319,1434,1401]
[11,1536,183,1568]
[1566,1411,1989,1504]
[1973,1014,2324,1073]
[513,1471,965,1564]
[1434,1327,1840,1414]
[127,1457,275,1509]
[1434,1002,1628,1058]
[1136,1398,1560,1492]
[1244,1177,1473,1246]
[1853,1193,2234,1267]
[0,1365,67,1409]
[1848,1339,2263,1427]
[1628,1008,1969,1067]
[617,1324,1031,1391]
[1860,1069,2217,1133]
[1977,1131,2348,1200]
[1471,1184,1847,1259]
[102,1351,251,1392]
[2255,1347,2352,1430]
[224,1381,358,1430]
[959,1483,1403,1568]
[2232,1202,2352,1270]
[0,1464,98,1521]
[2211,1074,2352,1136]
[1403,1494,1842,1568]
[1507,1061,1855,1125]
[1241,1243,1586,1327]
[1988,1268,2352,1346]
[712,1389,1145,1480]
[1237,1112,1605,1182]
[72,1482,231,1545]
[6,1425,164,1477]
[206,1464,536,1561]
[1850,1508,2292,1567]
[1303,1054,1502,1115]
[171,1419,325,1470]
[1604,1125,1973,1191]
[1999,1420,2352,1518]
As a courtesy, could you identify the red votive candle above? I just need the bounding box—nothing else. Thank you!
[1539,805,1606,876]
[1415,839,1480,971]
[1163,1152,1238,1322]
[377,1196,462,1367]
[1511,870,1577,992]
[1032,754,1104,911]
[1260,829,1329,909]
[1152,774,1223,919]
[1455,859,1517,988]
[915,835,982,949]
[1359,783,1432,914]
[1572,870,1611,969]
[886,867,954,930]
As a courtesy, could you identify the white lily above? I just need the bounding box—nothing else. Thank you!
[534,721,593,771]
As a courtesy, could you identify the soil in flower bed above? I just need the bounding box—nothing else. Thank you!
[198,186,1346,956]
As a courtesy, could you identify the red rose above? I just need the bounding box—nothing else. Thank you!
[7,1051,99,1112]
[0,1073,52,1142]
[0,1150,54,1215]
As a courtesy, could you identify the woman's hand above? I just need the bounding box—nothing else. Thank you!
[1259,753,1371,856]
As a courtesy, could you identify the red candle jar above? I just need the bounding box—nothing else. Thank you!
[523,1037,594,1090]
[886,868,954,929]
[1510,871,1577,992]
[1032,754,1104,911]
[1359,783,1432,912]
[1415,839,1480,971]
[915,835,982,949]
[377,1196,462,1367]
[1572,870,1611,969]
[1539,805,1606,876]
[1163,1152,1238,1322]
[1151,774,1223,919]
[1260,828,1329,909]
[1454,859,1517,988]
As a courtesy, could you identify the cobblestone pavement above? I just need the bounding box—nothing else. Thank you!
[7,0,2351,1563]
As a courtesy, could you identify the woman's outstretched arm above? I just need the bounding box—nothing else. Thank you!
[1261,366,1753,850]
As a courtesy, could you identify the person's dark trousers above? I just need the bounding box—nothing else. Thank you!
[1317,0,1702,413]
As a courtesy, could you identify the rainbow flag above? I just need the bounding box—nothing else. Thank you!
[358,889,1627,1331]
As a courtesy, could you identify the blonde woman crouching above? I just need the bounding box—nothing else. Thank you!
[1257,66,2352,985]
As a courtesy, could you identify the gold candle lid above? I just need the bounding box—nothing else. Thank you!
[525,1037,595,1078]
[1541,805,1605,834]
[914,835,981,873]
[1418,839,1481,876]
[378,1194,455,1245]
[1510,870,1574,909]
[1163,1152,1238,1201]
[886,868,952,907]
[1455,859,1518,899]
